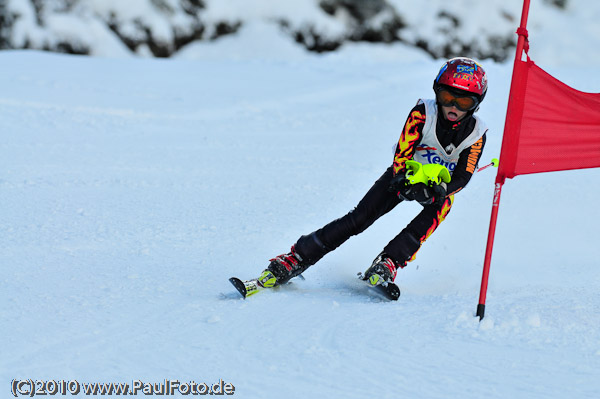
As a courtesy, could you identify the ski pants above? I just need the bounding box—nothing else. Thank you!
[294,166,454,266]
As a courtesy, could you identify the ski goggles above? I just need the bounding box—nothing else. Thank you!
[436,88,479,111]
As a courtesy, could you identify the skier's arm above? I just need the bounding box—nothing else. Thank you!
[393,103,426,176]
[445,133,487,196]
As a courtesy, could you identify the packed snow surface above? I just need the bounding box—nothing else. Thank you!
[1,44,599,398]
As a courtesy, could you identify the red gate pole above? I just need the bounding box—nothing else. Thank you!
[476,177,504,320]
[476,0,531,320]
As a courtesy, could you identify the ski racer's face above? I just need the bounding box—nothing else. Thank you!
[441,104,467,122]
[436,87,479,111]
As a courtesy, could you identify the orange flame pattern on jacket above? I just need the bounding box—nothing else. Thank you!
[408,195,454,262]
[393,110,425,175]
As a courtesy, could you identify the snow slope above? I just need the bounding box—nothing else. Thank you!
[1,48,599,399]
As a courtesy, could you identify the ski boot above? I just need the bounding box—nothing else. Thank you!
[260,246,309,287]
[358,253,403,300]
[229,246,309,298]
[362,252,401,285]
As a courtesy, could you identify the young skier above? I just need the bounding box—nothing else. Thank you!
[255,57,488,293]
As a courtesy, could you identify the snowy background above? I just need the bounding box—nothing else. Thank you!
[1,0,600,65]
[1,1,599,399]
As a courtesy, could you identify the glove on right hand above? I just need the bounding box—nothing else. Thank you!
[402,183,435,204]
[389,175,447,209]
[388,175,411,201]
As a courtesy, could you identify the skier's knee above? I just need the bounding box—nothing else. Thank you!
[347,208,372,236]
[295,231,330,265]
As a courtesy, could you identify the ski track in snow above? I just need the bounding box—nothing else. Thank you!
[1,51,599,399]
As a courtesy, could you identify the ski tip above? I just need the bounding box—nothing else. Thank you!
[386,283,401,300]
[380,280,401,300]
[229,277,248,299]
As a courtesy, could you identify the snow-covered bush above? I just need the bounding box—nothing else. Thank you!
[0,0,583,61]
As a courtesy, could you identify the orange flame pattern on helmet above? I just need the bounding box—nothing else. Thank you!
[408,195,454,262]
[393,110,425,175]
